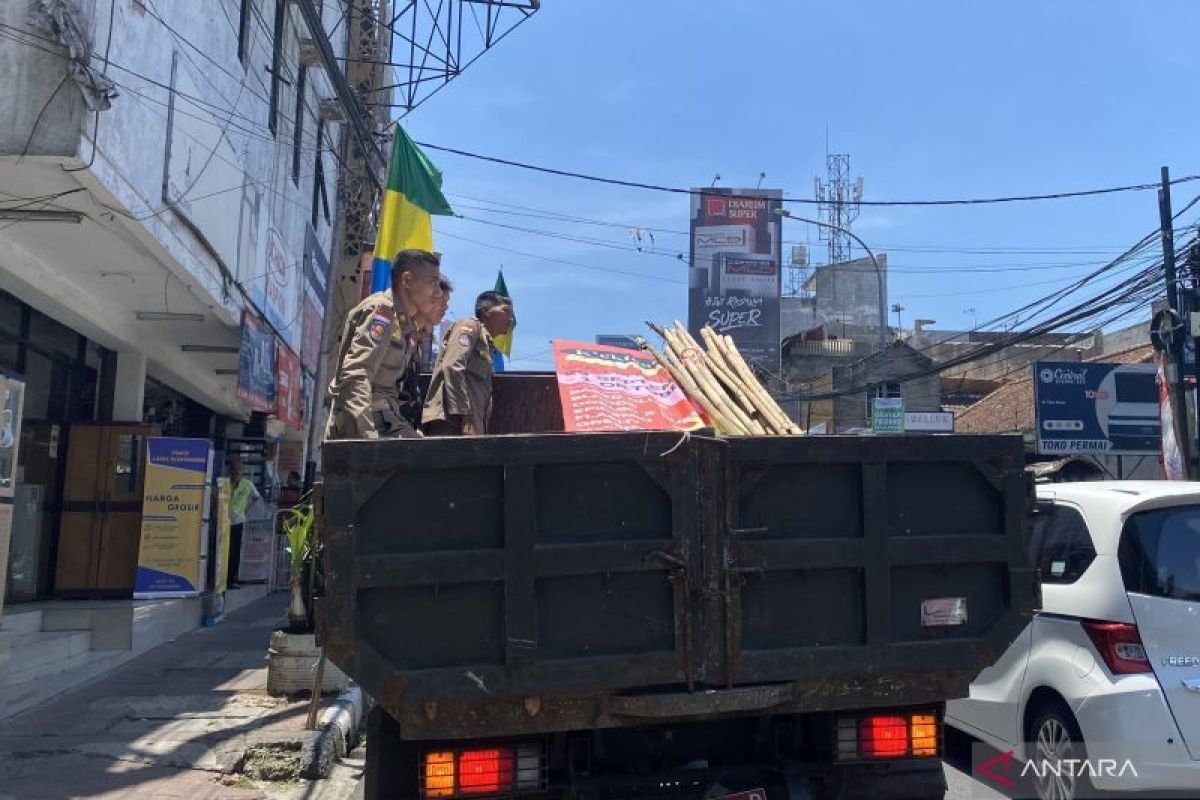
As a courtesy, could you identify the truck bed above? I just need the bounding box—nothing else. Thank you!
[318,410,1034,741]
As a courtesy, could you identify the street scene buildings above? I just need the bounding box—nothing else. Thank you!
[0,3,1197,800]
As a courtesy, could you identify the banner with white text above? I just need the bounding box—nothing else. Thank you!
[552,340,705,432]
[688,188,782,373]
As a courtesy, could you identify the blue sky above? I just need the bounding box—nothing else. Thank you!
[402,1,1200,368]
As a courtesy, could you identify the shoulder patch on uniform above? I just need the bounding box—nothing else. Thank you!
[458,332,473,348]
[368,311,391,342]
[371,304,394,319]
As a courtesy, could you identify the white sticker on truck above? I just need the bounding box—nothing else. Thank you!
[921,597,968,627]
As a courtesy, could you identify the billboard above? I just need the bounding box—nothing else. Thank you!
[552,340,705,432]
[276,345,304,429]
[238,310,277,412]
[688,189,783,372]
[301,224,331,374]
[162,52,243,280]
[1034,361,1160,455]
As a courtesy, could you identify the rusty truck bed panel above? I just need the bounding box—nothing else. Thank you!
[317,432,1033,740]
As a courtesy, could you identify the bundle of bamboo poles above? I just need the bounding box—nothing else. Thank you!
[641,321,802,436]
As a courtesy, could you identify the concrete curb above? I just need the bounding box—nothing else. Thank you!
[299,683,365,778]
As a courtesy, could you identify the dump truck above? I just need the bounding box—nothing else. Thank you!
[316,374,1035,800]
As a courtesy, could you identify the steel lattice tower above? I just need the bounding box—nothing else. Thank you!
[814,154,862,265]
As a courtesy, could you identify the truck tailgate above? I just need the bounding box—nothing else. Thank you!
[318,432,1034,738]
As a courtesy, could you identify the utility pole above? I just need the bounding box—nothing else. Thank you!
[1159,166,1193,478]
[304,0,391,488]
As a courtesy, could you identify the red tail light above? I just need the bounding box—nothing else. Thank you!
[859,715,909,758]
[458,749,514,794]
[423,743,544,798]
[835,710,940,760]
[1082,620,1151,674]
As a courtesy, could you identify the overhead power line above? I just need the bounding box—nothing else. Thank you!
[418,141,1200,207]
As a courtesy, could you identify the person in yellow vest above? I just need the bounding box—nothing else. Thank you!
[325,249,445,439]
[422,291,512,436]
[227,459,260,589]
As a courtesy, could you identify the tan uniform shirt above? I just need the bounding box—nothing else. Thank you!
[325,290,420,439]
[421,318,495,435]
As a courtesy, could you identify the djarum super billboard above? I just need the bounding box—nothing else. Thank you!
[688,188,783,373]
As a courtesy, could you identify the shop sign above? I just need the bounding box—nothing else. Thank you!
[871,397,905,433]
[134,437,213,599]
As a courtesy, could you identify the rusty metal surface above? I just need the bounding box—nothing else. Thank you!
[391,669,978,741]
[316,432,1034,740]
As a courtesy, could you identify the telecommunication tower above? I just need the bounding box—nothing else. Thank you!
[814,154,863,265]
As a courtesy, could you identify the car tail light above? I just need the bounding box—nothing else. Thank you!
[422,743,544,798]
[1081,620,1151,674]
[835,710,941,761]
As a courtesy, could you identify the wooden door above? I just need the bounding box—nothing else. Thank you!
[55,426,106,592]
[55,423,157,595]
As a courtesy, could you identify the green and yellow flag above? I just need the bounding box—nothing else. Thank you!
[370,127,453,292]
[492,269,514,357]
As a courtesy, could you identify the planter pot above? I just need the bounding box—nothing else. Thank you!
[266,630,349,696]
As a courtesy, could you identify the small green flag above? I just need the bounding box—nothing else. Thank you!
[492,270,514,357]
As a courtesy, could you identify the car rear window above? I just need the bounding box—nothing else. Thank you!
[1119,506,1200,601]
[1029,503,1096,584]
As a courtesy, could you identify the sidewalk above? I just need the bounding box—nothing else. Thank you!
[0,594,363,800]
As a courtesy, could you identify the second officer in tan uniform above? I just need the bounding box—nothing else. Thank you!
[422,290,512,436]
[325,249,444,439]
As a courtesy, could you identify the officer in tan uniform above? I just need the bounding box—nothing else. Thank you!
[325,249,444,439]
[397,277,453,430]
[422,290,512,436]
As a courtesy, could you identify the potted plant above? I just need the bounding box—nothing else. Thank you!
[282,501,315,632]
[267,498,347,696]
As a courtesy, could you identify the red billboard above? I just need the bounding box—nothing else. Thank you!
[275,345,304,430]
[552,340,704,432]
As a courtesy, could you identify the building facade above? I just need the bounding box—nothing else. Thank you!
[805,340,941,433]
[0,0,347,601]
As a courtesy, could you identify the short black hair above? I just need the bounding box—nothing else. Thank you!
[475,290,511,319]
[390,249,440,286]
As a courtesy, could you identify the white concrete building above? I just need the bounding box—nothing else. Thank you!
[0,0,346,603]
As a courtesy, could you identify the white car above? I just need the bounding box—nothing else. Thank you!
[946,481,1200,800]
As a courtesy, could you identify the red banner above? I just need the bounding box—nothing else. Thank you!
[552,340,704,432]
[276,345,304,430]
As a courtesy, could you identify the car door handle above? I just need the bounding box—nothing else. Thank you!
[1183,678,1200,694]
